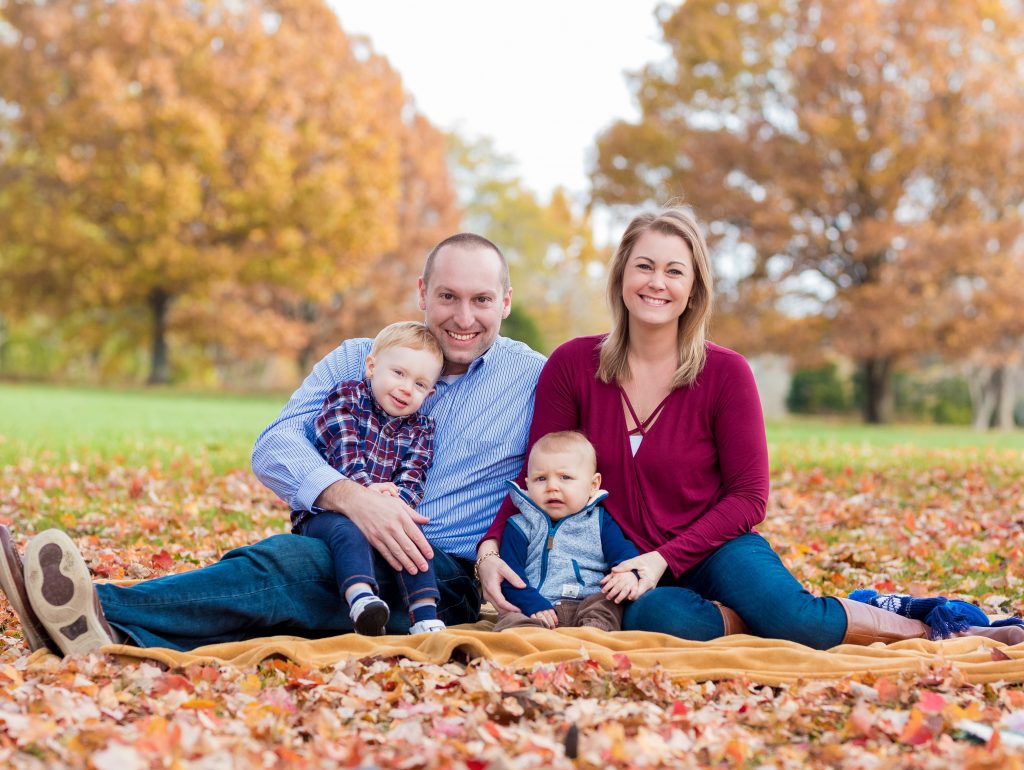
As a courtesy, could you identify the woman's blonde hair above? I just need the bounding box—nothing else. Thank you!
[597,207,714,388]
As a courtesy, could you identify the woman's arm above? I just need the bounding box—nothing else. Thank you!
[655,353,769,576]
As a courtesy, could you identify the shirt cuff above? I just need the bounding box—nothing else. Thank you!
[295,464,346,512]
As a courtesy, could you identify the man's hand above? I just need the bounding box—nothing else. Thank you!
[476,539,524,614]
[530,608,558,629]
[367,482,400,498]
[601,550,666,600]
[315,479,432,573]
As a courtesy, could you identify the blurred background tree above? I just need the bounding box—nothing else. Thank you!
[591,0,1024,423]
[0,0,452,384]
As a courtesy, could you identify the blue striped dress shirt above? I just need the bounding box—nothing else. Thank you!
[252,335,546,559]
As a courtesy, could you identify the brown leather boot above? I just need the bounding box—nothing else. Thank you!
[715,602,749,636]
[837,597,929,645]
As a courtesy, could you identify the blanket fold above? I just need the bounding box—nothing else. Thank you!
[91,624,1024,685]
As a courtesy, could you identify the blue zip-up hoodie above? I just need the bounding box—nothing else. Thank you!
[498,481,640,616]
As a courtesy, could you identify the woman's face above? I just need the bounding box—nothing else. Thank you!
[620,229,695,331]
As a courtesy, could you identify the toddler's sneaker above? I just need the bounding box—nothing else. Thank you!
[350,595,389,636]
[409,618,446,634]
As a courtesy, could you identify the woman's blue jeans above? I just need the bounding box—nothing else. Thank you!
[95,534,478,650]
[623,532,848,649]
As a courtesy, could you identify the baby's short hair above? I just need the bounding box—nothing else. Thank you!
[370,321,443,363]
[530,431,597,473]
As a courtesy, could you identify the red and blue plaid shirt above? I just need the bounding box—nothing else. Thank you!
[291,378,435,531]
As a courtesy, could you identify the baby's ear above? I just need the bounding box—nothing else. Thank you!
[364,354,375,377]
[591,472,602,492]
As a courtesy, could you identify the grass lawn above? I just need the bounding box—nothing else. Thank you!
[0,382,284,473]
[3,382,1021,475]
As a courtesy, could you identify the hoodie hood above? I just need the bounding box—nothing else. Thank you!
[504,480,608,520]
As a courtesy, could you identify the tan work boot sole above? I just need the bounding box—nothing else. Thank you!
[24,530,113,656]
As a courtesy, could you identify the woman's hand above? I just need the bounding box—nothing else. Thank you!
[601,551,667,600]
[530,609,558,628]
[476,539,525,614]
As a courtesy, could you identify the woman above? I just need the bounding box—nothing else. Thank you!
[476,207,1019,648]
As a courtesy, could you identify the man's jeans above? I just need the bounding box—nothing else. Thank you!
[623,532,848,649]
[96,534,479,651]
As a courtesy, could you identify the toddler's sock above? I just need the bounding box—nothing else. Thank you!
[408,599,445,635]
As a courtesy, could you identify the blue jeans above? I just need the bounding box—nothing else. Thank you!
[299,512,440,607]
[623,532,848,649]
[96,534,479,650]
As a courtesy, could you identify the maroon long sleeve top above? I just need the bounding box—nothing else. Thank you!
[483,335,769,577]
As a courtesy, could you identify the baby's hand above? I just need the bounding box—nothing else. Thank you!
[601,569,644,603]
[530,609,558,629]
[367,482,400,498]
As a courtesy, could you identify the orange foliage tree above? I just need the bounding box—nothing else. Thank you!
[0,0,415,383]
[591,0,1024,422]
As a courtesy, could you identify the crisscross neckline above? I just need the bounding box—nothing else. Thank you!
[619,386,670,437]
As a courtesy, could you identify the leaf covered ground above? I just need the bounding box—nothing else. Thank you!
[2,449,1024,768]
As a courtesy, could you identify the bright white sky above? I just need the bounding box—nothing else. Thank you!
[327,1,666,203]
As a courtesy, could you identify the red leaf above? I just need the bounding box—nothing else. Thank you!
[151,549,173,571]
[918,691,946,714]
[991,647,1012,661]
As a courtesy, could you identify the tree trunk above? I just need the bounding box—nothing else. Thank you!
[997,364,1018,430]
[860,357,892,424]
[967,365,997,430]
[147,288,172,385]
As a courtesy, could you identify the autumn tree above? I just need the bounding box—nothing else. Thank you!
[0,0,405,383]
[591,0,1024,422]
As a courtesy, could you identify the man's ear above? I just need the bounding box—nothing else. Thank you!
[501,287,512,319]
[417,277,427,312]
[364,354,376,377]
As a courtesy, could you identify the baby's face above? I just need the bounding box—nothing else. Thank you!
[524,446,600,520]
[365,345,442,418]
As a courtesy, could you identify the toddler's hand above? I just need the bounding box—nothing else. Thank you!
[601,569,643,603]
[530,609,558,629]
[367,482,401,498]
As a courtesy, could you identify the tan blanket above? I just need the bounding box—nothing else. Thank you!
[92,624,1024,685]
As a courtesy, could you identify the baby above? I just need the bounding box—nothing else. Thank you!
[494,430,648,631]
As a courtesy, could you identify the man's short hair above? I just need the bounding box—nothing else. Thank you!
[370,321,444,363]
[422,233,511,293]
[530,431,597,473]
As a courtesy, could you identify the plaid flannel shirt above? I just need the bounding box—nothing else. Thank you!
[290,378,434,531]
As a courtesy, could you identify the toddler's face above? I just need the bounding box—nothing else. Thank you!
[525,446,601,520]
[365,346,442,418]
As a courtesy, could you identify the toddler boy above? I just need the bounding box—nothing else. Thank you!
[292,321,445,635]
[495,431,648,631]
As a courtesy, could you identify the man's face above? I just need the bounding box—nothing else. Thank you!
[418,244,511,375]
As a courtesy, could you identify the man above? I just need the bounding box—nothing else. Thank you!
[0,233,540,654]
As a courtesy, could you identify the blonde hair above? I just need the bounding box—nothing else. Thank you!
[530,431,597,474]
[370,321,443,363]
[597,207,714,388]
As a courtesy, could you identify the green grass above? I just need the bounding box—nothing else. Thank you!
[2,383,1022,474]
[0,382,284,472]
[767,416,1024,473]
